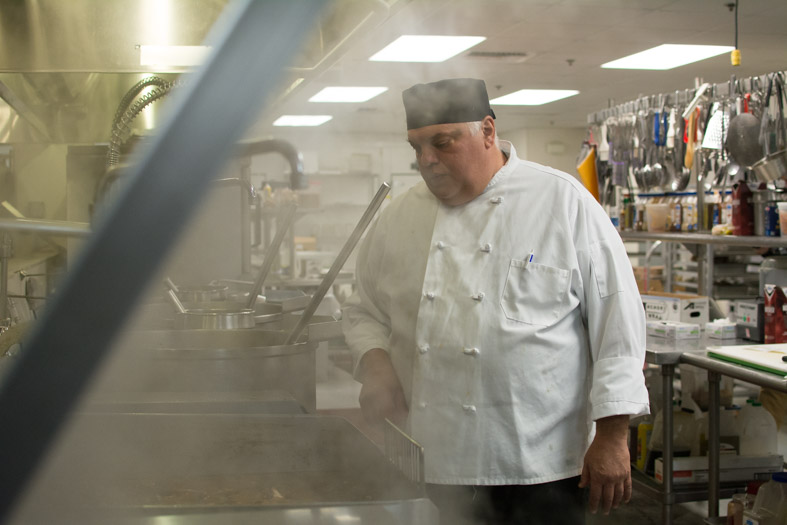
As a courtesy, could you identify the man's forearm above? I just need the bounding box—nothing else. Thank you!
[358,348,393,383]
[595,415,630,441]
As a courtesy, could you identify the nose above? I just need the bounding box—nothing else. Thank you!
[418,146,438,168]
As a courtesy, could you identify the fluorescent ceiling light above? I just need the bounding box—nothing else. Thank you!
[369,35,486,63]
[309,87,388,103]
[139,45,211,66]
[490,89,579,106]
[273,115,333,127]
[601,44,734,70]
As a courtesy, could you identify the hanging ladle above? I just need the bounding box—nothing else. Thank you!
[285,182,390,344]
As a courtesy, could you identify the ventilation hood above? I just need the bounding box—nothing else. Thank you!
[0,0,402,143]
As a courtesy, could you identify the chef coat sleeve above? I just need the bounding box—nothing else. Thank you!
[341,217,392,380]
[576,194,650,421]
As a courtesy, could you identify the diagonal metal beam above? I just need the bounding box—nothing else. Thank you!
[0,79,51,142]
[0,0,327,520]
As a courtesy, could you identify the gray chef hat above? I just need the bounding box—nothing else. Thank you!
[402,78,496,130]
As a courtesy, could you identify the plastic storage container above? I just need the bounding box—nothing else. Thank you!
[650,399,699,454]
[744,472,787,524]
[759,257,787,298]
[738,401,778,456]
[727,492,746,525]
[646,202,669,232]
[778,202,787,238]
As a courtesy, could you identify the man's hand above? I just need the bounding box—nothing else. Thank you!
[578,415,632,515]
[358,348,408,426]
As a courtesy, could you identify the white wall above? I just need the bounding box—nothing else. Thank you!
[503,126,587,178]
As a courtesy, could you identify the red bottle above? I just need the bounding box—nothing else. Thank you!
[731,182,754,236]
[763,284,787,343]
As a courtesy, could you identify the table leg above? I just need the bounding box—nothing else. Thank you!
[662,364,674,525]
[708,370,721,517]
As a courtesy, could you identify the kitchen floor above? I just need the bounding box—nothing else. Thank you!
[315,357,713,525]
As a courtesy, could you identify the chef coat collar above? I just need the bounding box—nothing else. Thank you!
[481,140,518,194]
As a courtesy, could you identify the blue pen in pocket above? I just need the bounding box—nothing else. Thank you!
[527,250,534,264]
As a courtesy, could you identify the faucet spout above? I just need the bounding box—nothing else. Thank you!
[235,139,305,189]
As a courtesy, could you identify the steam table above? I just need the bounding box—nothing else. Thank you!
[644,335,787,525]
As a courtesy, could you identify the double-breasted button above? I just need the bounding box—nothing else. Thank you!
[436,241,446,250]
[471,292,485,302]
[491,196,503,204]
[419,401,428,409]
[480,243,492,253]
[419,344,429,354]
[462,404,477,413]
[463,347,480,357]
[424,291,435,300]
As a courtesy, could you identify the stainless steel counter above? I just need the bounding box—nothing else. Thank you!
[14,414,438,525]
[644,335,787,525]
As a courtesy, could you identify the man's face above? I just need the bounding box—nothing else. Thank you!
[407,119,494,206]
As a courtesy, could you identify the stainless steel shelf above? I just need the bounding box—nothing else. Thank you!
[632,469,746,505]
[621,231,787,248]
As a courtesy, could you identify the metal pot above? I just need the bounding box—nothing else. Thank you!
[751,149,787,183]
[752,73,787,182]
[94,330,320,411]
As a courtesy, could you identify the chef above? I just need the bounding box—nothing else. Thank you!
[342,78,649,525]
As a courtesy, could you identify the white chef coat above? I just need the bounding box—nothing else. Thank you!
[342,141,649,485]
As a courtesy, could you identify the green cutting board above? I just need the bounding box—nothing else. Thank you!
[708,344,787,378]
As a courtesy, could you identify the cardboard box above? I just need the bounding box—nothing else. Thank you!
[647,321,700,339]
[294,236,317,251]
[706,320,737,339]
[641,292,709,325]
[655,454,783,484]
[633,266,664,293]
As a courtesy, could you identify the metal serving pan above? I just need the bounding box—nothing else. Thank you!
[14,414,438,525]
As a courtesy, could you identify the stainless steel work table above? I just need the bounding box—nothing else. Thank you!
[644,336,787,525]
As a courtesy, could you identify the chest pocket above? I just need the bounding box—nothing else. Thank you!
[501,260,571,326]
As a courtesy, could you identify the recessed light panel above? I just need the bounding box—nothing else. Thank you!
[490,89,579,106]
[309,87,388,103]
[601,44,734,70]
[369,35,486,63]
[273,115,333,127]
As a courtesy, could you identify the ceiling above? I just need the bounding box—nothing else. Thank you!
[0,0,784,143]
[258,0,787,136]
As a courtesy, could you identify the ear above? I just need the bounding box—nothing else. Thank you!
[480,116,496,148]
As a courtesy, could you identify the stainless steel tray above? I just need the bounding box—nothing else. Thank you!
[15,414,437,524]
